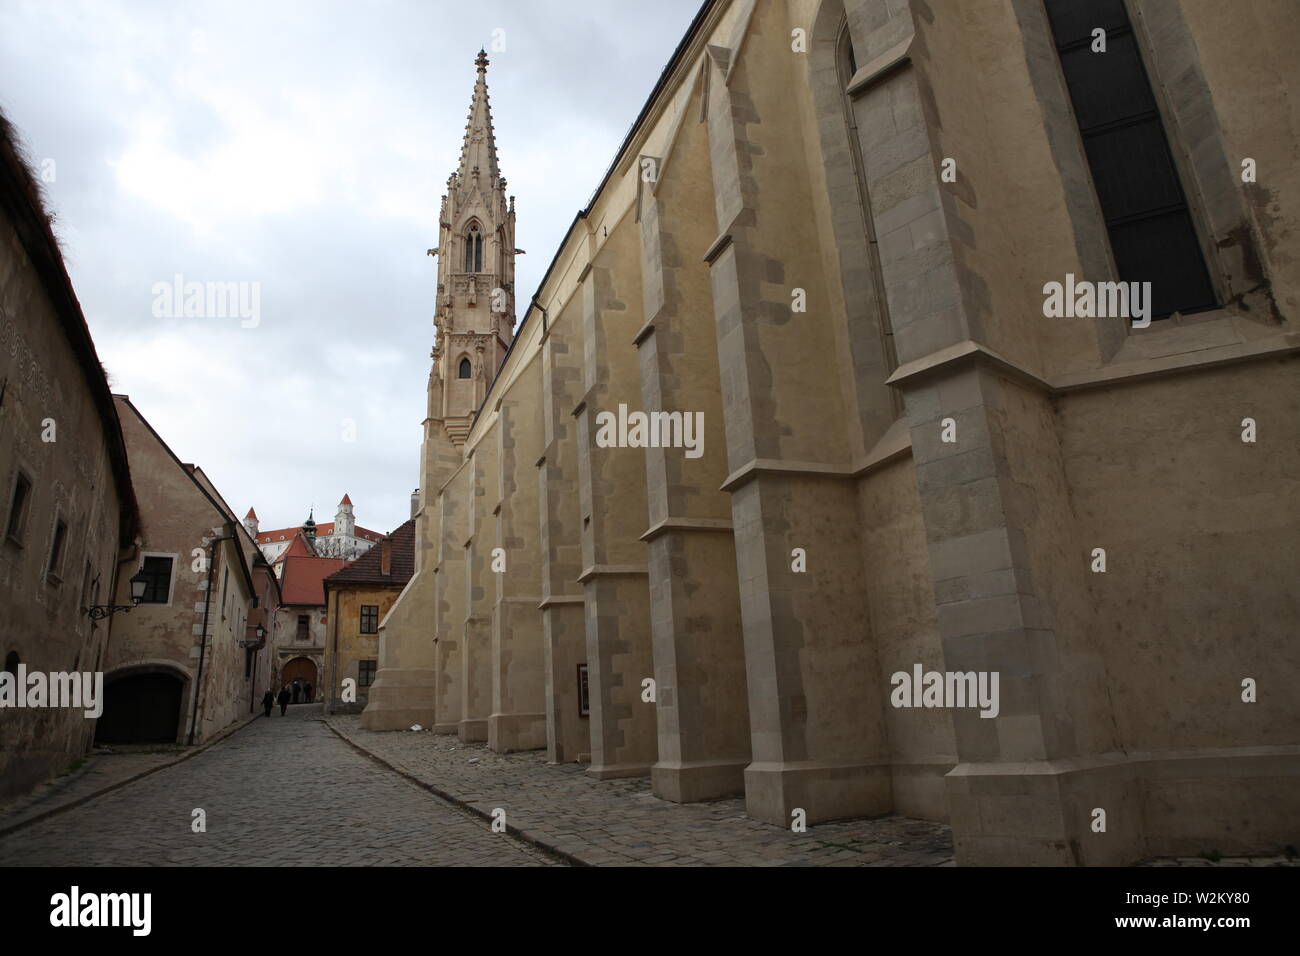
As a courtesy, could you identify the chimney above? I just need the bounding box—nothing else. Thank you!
[380,540,392,577]
[410,488,421,519]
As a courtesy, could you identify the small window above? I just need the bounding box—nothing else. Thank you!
[47,519,67,579]
[358,659,378,687]
[577,663,590,718]
[297,615,310,641]
[81,561,93,611]
[360,605,379,634]
[458,357,472,379]
[6,472,32,544]
[138,556,174,603]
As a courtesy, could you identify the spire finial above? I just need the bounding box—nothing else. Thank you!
[476,49,488,73]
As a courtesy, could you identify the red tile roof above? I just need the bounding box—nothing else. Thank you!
[340,493,352,505]
[272,532,317,564]
[325,519,416,588]
[246,507,257,519]
[280,555,347,606]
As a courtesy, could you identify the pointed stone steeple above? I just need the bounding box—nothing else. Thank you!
[429,49,518,447]
[455,49,500,186]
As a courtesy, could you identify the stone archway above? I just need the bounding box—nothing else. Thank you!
[281,657,318,703]
[95,668,187,744]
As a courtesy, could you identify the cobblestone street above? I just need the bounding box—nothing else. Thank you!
[0,706,556,866]
[328,716,956,867]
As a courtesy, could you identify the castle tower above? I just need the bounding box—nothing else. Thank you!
[303,509,317,544]
[428,48,517,446]
[244,507,258,538]
[335,493,355,537]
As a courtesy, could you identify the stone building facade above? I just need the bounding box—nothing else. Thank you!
[366,0,1299,866]
[0,110,138,801]
[271,552,345,698]
[322,519,415,714]
[98,396,272,746]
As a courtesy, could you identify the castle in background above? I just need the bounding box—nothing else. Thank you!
[245,494,383,571]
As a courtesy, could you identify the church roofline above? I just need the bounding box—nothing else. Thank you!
[504,0,717,365]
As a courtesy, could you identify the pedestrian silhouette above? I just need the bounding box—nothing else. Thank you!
[278,686,290,716]
[292,681,301,704]
[262,689,274,718]
[305,682,313,703]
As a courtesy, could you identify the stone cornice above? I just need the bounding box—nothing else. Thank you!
[886,333,1300,395]
[576,564,649,583]
[537,595,584,610]
[639,516,734,543]
[845,36,914,98]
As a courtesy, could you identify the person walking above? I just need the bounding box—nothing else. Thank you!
[277,685,291,716]
[292,681,301,704]
[261,688,274,718]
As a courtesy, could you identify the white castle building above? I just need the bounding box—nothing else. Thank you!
[245,494,383,567]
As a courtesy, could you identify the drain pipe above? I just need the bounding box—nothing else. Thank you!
[189,523,234,745]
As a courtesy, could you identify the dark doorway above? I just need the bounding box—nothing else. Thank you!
[281,657,317,693]
[95,671,185,743]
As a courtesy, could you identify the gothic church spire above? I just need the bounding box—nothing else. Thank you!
[455,49,500,186]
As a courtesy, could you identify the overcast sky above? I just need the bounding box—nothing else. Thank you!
[0,0,702,537]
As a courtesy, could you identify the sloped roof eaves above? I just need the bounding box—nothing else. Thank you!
[0,110,140,545]
[324,519,416,589]
[280,556,347,606]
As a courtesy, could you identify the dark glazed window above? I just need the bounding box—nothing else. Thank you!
[360,605,379,634]
[1044,0,1216,319]
[6,472,31,543]
[358,659,378,687]
[138,555,173,603]
[47,519,67,577]
[458,357,472,379]
[464,222,483,273]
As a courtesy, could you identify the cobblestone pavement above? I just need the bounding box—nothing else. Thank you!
[329,717,955,866]
[0,706,557,866]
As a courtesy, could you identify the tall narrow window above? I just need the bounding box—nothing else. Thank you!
[360,605,379,634]
[297,615,310,641]
[358,659,378,687]
[47,519,67,579]
[1044,0,1216,319]
[458,357,472,379]
[464,222,483,273]
[6,472,31,544]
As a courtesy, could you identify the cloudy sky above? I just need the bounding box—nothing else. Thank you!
[0,0,702,537]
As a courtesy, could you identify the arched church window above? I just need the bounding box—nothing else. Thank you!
[464,222,483,273]
[458,357,472,379]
